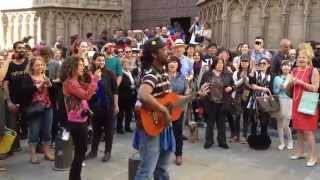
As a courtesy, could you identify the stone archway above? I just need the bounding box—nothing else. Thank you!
[68,13,80,37]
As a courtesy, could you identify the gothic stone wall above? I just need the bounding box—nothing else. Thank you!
[198,0,320,50]
[0,0,131,48]
[132,0,199,29]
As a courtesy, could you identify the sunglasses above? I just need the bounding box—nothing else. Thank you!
[241,60,249,62]
[125,51,132,53]
[255,41,263,45]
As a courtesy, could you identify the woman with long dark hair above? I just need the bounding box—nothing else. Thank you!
[201,58,234,149]
[232,54,251,143]
[61,56,100,180]
[86,52,118,162]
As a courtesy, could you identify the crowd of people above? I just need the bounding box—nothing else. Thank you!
[0,16,320,180]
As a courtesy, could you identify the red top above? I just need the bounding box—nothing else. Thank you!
[63,77,97,123]
[32,78,51,108]
[292,67,318,131]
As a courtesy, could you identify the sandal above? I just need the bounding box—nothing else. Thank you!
[30,155,40,164]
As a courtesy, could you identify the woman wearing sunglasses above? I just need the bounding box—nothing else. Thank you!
[246,57,272,137]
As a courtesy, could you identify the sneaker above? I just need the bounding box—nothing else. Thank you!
[287,142,294,150]
[278,144,285,151]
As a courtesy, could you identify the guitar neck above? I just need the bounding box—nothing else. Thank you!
[171,92,197,109]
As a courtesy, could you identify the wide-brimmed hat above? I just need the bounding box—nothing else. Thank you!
[173,39,186,48]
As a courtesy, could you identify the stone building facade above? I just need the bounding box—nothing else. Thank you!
[197,0,320,50]
[132,0,199,30]
[0,0,131,49]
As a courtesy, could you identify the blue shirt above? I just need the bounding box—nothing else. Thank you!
[250,49,272,65]
[273,75,290,99]
[180,55,193,77]
[169,73,188,95]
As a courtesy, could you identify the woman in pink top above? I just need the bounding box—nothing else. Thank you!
[61,56,100,180]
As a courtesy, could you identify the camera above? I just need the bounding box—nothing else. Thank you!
[81,109,94,118]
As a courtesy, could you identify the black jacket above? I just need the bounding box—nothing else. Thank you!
[118,72,137,104]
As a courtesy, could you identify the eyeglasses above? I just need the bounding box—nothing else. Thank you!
[259,62,267,65]
[241,60,249,62]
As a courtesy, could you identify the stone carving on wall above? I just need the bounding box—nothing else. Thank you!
[198,0,320,49]
[0,0,129,48]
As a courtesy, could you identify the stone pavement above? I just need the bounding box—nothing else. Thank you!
[1,129,320,180]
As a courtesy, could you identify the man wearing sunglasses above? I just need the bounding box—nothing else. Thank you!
[250,37,272,66]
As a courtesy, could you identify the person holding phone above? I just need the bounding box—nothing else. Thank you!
[86,52,119,162]
[189,16,204,45]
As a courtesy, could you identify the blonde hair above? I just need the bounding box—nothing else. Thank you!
[298,43,314,65]
[27,56,46,75]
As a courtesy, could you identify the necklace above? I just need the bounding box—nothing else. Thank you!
[293,68,307,101]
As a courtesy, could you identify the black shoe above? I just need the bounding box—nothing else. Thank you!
[117,129,125,134]
[204,142,213,149]
[182,135,188,141]
[86,151,97,160]
[102,152,111,162]
[125,128,133,133]
[219,144,229,149]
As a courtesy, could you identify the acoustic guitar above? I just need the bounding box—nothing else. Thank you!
[136,92,185,136]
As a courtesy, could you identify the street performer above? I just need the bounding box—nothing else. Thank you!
[133,37,209,180]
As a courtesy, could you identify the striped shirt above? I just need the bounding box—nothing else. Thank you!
[141,67,171,97]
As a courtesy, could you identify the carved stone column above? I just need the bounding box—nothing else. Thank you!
[21,14,27,40]
[281,11,289,38]
[6,14,13,48]
[13,14,19,42]
[36,15,42,44]
[241,12,249,43]
[46,11,55,46]
[0,12,4,49]
[303,0,311,41]
[29,13,35,46]
[261,13,270,47]
[122,0,132,30]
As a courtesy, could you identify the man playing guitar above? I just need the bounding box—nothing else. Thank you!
[134,37,209,180]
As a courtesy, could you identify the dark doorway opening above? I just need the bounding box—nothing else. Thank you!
[170,17,191,43]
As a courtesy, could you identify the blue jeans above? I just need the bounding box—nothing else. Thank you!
[135,130,171,180]
[28,108,53,145]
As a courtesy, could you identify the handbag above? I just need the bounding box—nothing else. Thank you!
[25,102,46,118]
[256,90,280,114]
[195,35,204,43]
[0,128,17,155]
[298,91,319,115]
